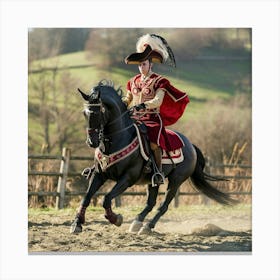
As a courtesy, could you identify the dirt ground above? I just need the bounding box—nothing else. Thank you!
[28,204,252,253]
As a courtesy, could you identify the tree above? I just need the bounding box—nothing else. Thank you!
[29,67,85,154]
[85,28,148,68]
[56,28,91,54]
[28,29,62,63]
[28,28,90,64]
[167,29,217,60]
[29,28,85,154]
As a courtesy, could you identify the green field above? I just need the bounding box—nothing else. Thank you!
[28,51,251,153]
[29,51,251,111]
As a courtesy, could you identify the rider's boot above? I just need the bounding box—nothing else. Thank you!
[152,147,165,186]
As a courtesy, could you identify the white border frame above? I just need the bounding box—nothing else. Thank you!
[1,1,279,279]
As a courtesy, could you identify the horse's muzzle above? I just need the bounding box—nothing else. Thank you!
[86,129,99,148]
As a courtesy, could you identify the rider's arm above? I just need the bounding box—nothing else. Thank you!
[122,90,133,106]
[144,89,165,109]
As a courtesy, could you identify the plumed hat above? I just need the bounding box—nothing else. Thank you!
[125,34,176,67]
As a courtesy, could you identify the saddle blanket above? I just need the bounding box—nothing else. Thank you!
[163,129,185,151]
[135,124,184,165]
[162,148,184,164]
[94,125,185,172]
[95,137,139,171]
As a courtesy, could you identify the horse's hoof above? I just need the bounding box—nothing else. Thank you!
[128,219,143,233]
[114,214,123,227]
[70,219,83,234]
[138,224,152,235]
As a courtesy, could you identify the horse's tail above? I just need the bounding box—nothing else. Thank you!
[190,145,238,206]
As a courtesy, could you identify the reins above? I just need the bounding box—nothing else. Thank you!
[85,102,134,138]
[103,108,136,137]
[104,122,135,138]
[84,85,150,151]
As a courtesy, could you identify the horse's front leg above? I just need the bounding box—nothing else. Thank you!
[103,175,134,227]
[70,171,106,234]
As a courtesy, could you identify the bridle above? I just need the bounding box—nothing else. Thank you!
[84,92,134,151]
[84,101,106,150]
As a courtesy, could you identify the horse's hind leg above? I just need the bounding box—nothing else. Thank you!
[137,184,159,222]
[70,172,105,234]
[129,184,159,233]
[138,183,180,234]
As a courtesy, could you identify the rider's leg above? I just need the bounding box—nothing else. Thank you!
[150,142,164,184]
[150,142,162,171]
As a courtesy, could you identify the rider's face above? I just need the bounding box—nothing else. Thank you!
[138,60,152,76]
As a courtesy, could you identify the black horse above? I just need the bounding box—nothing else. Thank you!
[70,80,236,234]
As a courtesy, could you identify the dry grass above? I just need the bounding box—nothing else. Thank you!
[28,159,59,208]
[28,154,251,208]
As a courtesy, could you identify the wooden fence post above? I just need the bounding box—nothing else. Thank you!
[55,147,71,209]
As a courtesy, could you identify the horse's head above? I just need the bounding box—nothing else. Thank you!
[78,85,108,148]
[78,80,131,149]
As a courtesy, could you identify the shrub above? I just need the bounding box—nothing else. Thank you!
[181,95,252,164]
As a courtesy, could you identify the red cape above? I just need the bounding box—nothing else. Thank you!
[160,83,189,126]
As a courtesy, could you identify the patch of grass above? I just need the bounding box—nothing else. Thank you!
[31,51,92,69]
[28,50,251,154]
[158,59,251,97]
[30,50,251,99]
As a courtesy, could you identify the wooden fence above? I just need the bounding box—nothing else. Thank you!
[28,147,252,209]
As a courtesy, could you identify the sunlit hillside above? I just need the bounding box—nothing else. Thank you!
[28,50,251,160]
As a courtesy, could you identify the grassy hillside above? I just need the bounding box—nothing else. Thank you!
[30,51,251,114]
[28,51,251,155]
[30,51,251,94]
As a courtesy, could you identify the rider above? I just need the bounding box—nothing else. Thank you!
[123,34,190,185]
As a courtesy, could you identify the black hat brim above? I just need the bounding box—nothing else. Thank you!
[125,45,163,64]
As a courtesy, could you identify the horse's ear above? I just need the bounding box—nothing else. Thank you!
[77,88,89,101]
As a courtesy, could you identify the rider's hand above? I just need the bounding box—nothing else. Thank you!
[122,100,128,107]
[134,103,146,111]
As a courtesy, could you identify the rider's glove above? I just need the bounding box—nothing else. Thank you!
[134,103,146,111]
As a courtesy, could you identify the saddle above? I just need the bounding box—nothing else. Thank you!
[81,122,184,180]
[134,122,185,168]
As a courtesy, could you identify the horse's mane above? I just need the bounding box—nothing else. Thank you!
[97,79,124,98]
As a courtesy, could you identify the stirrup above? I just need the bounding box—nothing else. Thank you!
[81,167,94,180]
[151,172,165,187]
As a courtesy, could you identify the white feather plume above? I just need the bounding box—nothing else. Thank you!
[136,34,169,62]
